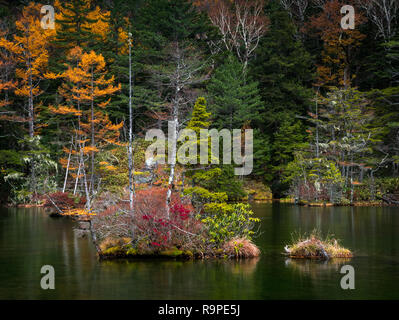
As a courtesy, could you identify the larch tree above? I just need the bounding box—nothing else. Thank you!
[76,51,121,198]
[0,2,55,191]
[49,48,121,208]
[307,0,366,89]
[0,24,16,120]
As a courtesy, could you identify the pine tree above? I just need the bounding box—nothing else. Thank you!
[251,2,313,130]
[207,54,262,130]
[184,97,245,201]
[271,118,307,195]
[138,0,210,44]
[249,1,313,189]
[187,96,211,135]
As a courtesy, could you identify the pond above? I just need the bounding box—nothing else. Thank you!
[0,203,398,299]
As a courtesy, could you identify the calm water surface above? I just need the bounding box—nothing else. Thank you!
[0,203,398,299]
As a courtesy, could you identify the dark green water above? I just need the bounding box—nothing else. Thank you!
[0,204,398,299]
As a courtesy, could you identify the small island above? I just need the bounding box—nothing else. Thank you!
[44,161,262,261]
[284,231,353,260]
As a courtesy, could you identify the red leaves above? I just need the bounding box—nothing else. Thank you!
[44,192,86,211]
[94,186,202,250]
[133,187,197,248]
[170,203,191,220]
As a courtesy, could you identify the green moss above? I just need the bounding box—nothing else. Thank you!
[159,248,184,257]
[126,248,138,256]
[183,250,193,257]
[102,246,124,255]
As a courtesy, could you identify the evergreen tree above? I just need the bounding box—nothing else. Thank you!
[54,0,97,52]
[137,0,210,44]
[184,97,245,201]
[251,2,313,130]
[271,118,307,195]
[249,2,313,190]
[187,96,211,135]
[207,54,262,130]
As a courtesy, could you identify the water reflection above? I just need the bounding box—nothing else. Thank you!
[285,258,352,277]
[222,257,260,276]
[0,205,398,299]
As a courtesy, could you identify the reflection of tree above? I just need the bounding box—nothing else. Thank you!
[222,257,260,276]
[100,257,260,277]
[94,258,260,299]
[285,257,352,281]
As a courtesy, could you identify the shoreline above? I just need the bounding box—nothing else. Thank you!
[2,199,397,208]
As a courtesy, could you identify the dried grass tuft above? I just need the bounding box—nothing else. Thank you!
[285,229,353,259]
[222,237,260,258]
[99,237,131,252]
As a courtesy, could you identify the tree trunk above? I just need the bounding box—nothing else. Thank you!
[28,60,36,192]
[128,34,135,238]
[62,137,74,193]
[90,66,95,196]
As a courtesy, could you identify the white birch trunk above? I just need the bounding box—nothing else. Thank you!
[62,137,74,193]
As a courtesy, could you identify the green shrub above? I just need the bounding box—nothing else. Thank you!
[198,203,260,246]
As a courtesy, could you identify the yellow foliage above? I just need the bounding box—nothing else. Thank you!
[83,145,99,153]
[85,6,110,40]
[63,209,96,216]
[49,105,82,116]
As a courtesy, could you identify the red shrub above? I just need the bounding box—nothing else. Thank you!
[92,186,204,251]
[45,192,86,211]
[133,187,200,249]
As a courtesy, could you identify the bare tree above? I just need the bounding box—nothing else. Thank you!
[127,32,136,237]
[152,42,208,219]
[280,0,309,24]
[357,0,398,41]
[208,0,269,73]
[311,0,328,9]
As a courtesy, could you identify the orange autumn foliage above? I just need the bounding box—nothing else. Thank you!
[0,2,55,129]
[50,47,122,193]
[54,0,111,44]
[306,0,366,88]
